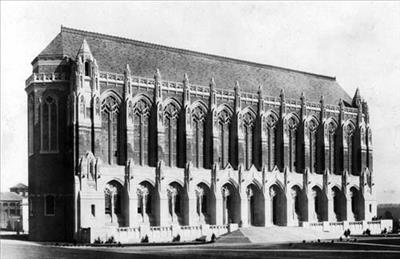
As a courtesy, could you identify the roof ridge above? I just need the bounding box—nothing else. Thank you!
[60,26,337,81]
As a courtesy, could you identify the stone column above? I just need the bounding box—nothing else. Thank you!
[246,187,254,226]
[129,194,138,227]
[286,189,298,226]
[168,186,178,224]
[346,191,354,222]
[308,189,317,222]
[141,188,149,224]
[222,187,230,224]
[196,187,205,224]
[265,188,274,226]
[214,194,223,225]
[186,190,197,226]
[327,190,336,222]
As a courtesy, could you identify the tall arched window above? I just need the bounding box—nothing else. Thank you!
[164,102,179,167]
[28,95,34,155]
[192,105,206,168]
[287,116,298,172]
[132,99,151,166]
[264,113,278,171]
[101,95,121,165]
[327,121,337,174]
[308,118,318,173]
[41,95,58,152]
[344,123,355,174]
[243,111,255,170]
[218,109,232,168]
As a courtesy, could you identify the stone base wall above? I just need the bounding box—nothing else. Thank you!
[85,223,238,243]
[303,219,393,235]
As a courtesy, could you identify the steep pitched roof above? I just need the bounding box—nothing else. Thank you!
[36,26,352,105]
[0,192,23,202]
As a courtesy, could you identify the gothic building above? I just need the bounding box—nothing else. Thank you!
[26,26,376,242]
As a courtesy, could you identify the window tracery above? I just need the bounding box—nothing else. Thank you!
[263,113,278,171]
[218,109,232,168]
[41,95,58,152]
[345,123,355,174]
[101,95,121,165]
[287,116,298,172]
[327,121,337,174]
[132,99,151,166]
[164,102,180,167]
[308,118,318,173]
[192,105,206,168]
[243,112,255,170]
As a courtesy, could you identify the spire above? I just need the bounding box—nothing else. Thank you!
[352,88,361,107]
[300,92,306,119]
[154,68,161,81]
[124,64,131,97]
[234,81,240,93]
[154,69,162,102]
[280,88,285,100]
[258,84,263,95]
[234,81,241,112]
[183,73,190,106]
[258,85,264,113]
[125,64,131,76]
[209,77,216,91]
[183,73,189,85]
[209,77,216,108]
[300,92,305,103]
[76,39,93,60]
[339,98,344,108]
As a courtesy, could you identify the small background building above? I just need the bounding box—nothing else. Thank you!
[0,183,28,232]
[378,203,400,232]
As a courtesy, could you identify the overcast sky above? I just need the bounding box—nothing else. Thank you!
[1,1,399,203]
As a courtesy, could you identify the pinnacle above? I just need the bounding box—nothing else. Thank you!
[77,38,93,58]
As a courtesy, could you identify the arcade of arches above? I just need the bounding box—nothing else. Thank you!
[94,178,365,228]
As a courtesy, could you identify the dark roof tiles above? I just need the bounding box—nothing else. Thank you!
[36,26,352,105]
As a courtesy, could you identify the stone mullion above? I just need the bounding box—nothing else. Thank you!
[185,107,193,167]
[304,127,311,173]
[258,116,267,170]
[211,110,219,167]
[169,119,173,166]
[156,106,165,165]
[342,130,349,174]
[360,128,367,173]
[348,136,352,175]
[261,130,268,171]
[289,131,294,172]
[140,116,144,166]
[327,134,333,173]
[330,136,335,173]
[221,123,225,167]
[283,127,290,172]
[236,115,245,169]
[196,122,201,167]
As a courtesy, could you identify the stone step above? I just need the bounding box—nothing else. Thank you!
[216,230,251,243]
[221,226,342,244]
